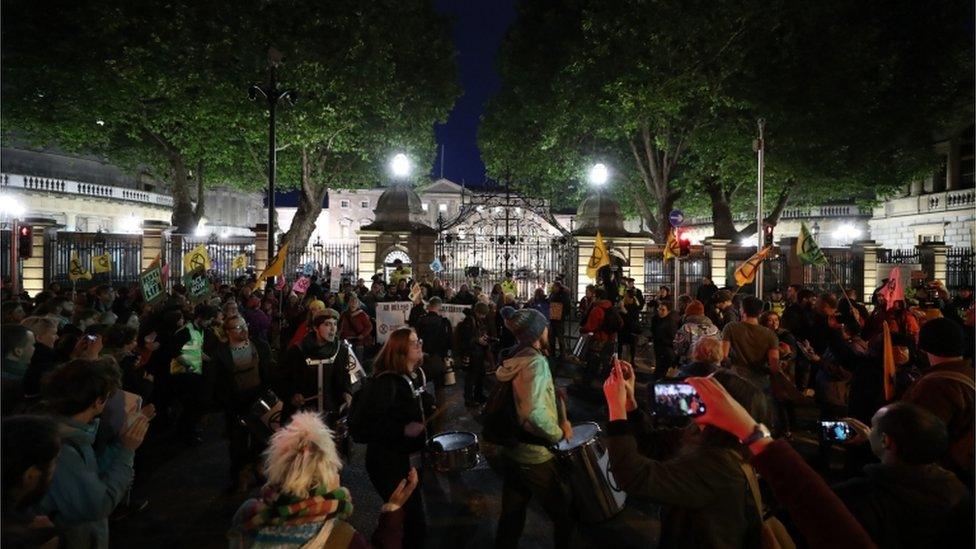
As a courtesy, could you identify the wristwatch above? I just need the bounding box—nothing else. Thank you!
[739,423,771,447]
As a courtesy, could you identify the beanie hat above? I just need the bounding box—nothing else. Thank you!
[507,308,548,345]
[474,302,490,316]
[321,308,340,321]
[685,300,705,316]
[308,300,326,312]
[500,306,517,321]
[918,317,965,358]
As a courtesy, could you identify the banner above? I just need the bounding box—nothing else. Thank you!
[375,301,472,344]
[231,254,248,270]
[183,244,211,274]
[878,266,905,310]
[586,230,610,280]
[663,228,680,260]
[257,243,289,282]
[292,276,311,294]
[733,246,773,287]
[140,266,164,303]
[92,253,112,274]
[330,266,341,291]
[797,222,827,266]
[68,251,92,282]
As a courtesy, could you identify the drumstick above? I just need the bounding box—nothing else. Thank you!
[557,391,568,423]
[424,406,447,427]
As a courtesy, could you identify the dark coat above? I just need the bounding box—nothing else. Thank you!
[834,463,972,549]
[357,370,431,455]
[210,339,272,410]
[283,334,352,415]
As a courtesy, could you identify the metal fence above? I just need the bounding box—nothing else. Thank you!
[176,236,256,284]
[722,246,789,295]
[46,231,142,289]
[947,247,975,292]
[878,248,921,264]
[285,242,359,284]
[0,229,12,283]
[645,246,711,297]
[435,234,576,299]
[802,248,864,297]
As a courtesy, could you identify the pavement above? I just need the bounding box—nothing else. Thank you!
[110,340,830,549]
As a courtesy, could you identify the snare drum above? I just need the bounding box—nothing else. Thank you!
[426,431,480,474]
[246,390,284,441]
[553,422,626,524]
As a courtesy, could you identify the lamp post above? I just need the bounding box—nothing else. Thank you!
[249,47,297,272]
[755,118,765,298]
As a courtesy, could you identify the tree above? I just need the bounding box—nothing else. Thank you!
[2,0,458,245]
[481,0,972,242]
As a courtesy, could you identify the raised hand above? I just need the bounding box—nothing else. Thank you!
[603,361,629,421]
[386,468,419,511]
[685,376,756,441]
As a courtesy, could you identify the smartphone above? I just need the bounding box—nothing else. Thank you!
[85,334,98,342]
[653,382,706,417]
[820,420,852,442]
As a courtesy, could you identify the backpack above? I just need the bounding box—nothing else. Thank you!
[347,371,403,444]
[481,350,552,448]
[600,306,624,334]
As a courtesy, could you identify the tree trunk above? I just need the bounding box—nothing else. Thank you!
[193,159,205,221]
[732,189,791,240]
[279,147,329,254]
[168,154,198,234]
[705,177,740,240]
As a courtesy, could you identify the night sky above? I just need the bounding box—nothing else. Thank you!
[277,0,516,206]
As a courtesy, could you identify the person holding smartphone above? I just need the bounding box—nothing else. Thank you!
[603,359,767,548]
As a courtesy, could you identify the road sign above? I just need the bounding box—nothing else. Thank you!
[669,209,684,228]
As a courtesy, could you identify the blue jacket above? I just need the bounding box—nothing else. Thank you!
[36,416,134,549]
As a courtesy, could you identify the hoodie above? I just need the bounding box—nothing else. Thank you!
[581,299,616,342]
[36,416,135,549]
[494,346,562,464]
[834,462,971,548]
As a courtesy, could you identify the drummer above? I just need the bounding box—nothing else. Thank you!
[282,309,352,418]
[493,308,575,549]
[210,314,272,493]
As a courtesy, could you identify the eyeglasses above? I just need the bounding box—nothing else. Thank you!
[225,324,247,331]
[412,338,423,348]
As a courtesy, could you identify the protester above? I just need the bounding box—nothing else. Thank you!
[240,296,271,343]
[603,362,764,548]
[413,296,452,429]
[706,289,738,330]
[339,294,374,362]
[168,304,218,445]
[650,300,679,379]
[835,402,972,548]
[1,300,26,324]
[20,316,61,404]
[493,308,574,549]
[695,276,718,305]
[722,296,780,392]
[901,317,974,489]
[456,302,494,407]
[617,288,643,364]
[284,310,353,417]
[2,415,61,548]
[672,299,719,366]
[229,411,415,548]
[36,358,152,549]
[547,280,571,359]
[675,337,723,379]
[351,327,433,549]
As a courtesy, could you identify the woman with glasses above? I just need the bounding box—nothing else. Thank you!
[212,314,272,492]
[350,327,432,549]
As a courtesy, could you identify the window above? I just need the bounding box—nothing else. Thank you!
[360,200,369,209]
[340,200,350,208]
[422,203,429,211]
[438,203,448,212]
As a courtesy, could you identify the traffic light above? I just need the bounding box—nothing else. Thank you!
[763,223,775,248]
[677,230,691,257]
[17,226,32,259]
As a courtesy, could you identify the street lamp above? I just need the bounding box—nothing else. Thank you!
[588,163,609,187]
[390,153,412,179]
[249,47,298,271]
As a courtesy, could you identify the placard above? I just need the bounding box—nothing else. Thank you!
[140,266,164,303]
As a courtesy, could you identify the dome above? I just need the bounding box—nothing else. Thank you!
[360,184,435,233]
[574,192,627,235]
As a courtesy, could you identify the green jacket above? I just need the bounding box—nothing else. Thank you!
[494,346,562,464]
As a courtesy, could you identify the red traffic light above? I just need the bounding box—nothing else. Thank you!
[677,230,692,256]
[19,226,30,236]
[17,225,32,259]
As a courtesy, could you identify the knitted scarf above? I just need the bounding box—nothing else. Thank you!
[241,485,353,533]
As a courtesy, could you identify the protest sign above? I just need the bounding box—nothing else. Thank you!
[140,266,164,303]
[293,276,311,294]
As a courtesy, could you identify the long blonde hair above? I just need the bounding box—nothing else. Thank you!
[263,411,342,498]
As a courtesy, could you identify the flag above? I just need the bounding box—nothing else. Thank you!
[882,322,896,401]
[147,253,169,285]
[796,222,827,266]
[92,253,112,274]
[586,231,610,280]
[183,244,211,275]
[68,251,92,281]
[878,267,904,311]
[734,246,773,287]
[430,257,443,273]
[302,262,315,276]
[292,276,311,294]
[663,228,680,260]
[257,243,289,282]
[232,254,247,270]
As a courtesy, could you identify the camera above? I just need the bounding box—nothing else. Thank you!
[819,420,852,442]
[653,382,706,417]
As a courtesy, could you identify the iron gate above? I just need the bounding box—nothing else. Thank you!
[645,247,711,297]
[285,241,359,283]
[46,231,142,289]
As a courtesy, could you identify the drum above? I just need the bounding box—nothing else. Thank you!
[426,431,480,474]
[553,422,626,524]
[246,390,284,441]
[572,333,592,359]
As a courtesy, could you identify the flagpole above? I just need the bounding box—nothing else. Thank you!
[755,118,765,299]
[825,261,855,312]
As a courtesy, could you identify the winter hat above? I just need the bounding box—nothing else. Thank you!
[474,302,490,316]
[685,300,705,316]
[308,300,326,313]
[918,317,965,358]
[500,306,517,321]
[507,308,548,345]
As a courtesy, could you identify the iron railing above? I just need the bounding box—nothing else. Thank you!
[46,231,143,289]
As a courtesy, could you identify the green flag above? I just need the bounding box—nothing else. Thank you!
[797,223,827,266]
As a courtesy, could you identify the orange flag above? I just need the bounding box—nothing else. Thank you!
[882,322,896,401]
[663,229,680,260]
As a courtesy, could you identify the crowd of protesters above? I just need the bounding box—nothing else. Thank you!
[1,259,973,548]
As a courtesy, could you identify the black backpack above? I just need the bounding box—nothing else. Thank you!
[348,371,403,444]
[600,306,625,334]
[481,353,552,448]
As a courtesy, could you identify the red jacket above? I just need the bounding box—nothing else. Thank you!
[581,300,615,342]
[340,309,374,348]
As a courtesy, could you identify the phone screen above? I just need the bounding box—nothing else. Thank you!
[653,382,706,417]
[820,420,852,442]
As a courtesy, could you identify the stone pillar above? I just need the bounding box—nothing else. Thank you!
[917,241,950,283]
[780,236,804,287]
[141,220,170,271]
[624,238,647,289]
[253,224,268,272]
[21,217,58,296]
[575,236,596,299]
[854,240,879,305]
[357,230,379,280]
[704,238,731,289]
